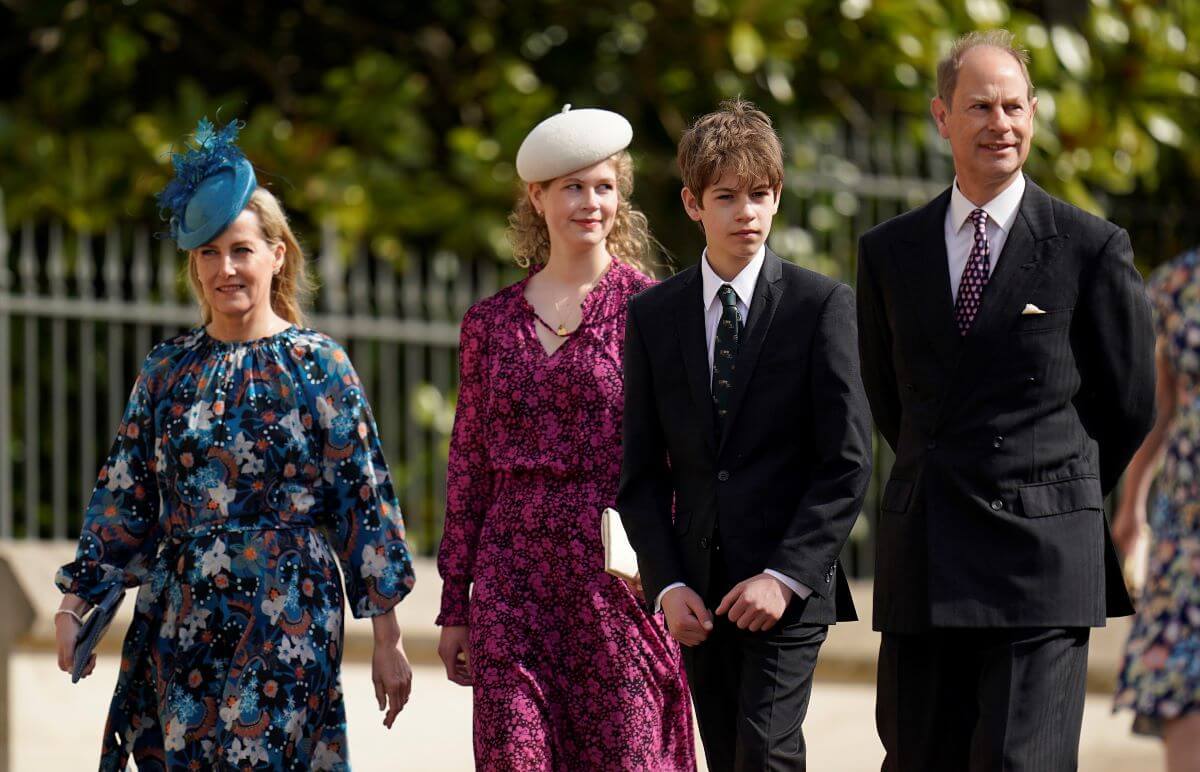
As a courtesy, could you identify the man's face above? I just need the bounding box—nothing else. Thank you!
[931,46,1037,197]
[681,172,781,264]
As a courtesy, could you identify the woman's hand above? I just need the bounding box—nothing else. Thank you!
[437,625,473,686]
[55,593,93,679]
[1112,344,1176,561]
[622,574,645,603]
[1107,343,1178,593]
[1112,499,1148,558]
[370,611,412,729]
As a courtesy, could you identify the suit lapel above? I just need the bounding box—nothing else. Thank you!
[895,189,961,369]
[719,250,784,451]
[673,269,718,455]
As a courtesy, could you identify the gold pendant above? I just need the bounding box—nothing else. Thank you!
[556,324,570,337]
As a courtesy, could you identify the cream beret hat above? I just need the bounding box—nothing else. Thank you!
[515,104,633,183]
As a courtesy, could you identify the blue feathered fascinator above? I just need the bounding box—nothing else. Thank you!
[157,117,257,249]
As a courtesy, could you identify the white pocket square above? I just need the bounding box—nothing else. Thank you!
[1021,303,1047,315]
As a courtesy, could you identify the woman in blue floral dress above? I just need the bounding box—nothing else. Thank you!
[52,120,415,771]
[1113,246,1200,768]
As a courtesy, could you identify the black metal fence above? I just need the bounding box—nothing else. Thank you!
[3,114,1178,578]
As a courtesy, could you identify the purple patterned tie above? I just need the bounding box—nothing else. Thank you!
[954,208,991,335]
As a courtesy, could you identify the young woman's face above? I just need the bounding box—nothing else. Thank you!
[192,209,284,321]
[530,159,620,253]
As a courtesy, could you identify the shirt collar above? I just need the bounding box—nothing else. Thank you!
[949,174,1025,235]
[700,245,766,310]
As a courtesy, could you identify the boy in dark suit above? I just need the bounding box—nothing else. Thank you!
[617,99,873,771]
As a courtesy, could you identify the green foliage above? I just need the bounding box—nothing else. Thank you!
[1,0,1196,265]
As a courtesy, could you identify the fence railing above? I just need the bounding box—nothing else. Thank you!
[0,194,512,556]
[1,116,966,576]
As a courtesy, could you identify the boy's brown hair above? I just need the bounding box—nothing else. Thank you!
[677,97,784,200]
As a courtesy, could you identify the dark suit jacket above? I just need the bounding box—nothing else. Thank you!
[856,177,1155,633]
[617,249,873,626]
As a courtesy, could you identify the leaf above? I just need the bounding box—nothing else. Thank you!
[193,117,214,148]
[729,21,765,74]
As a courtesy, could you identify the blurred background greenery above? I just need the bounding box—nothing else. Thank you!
[2,0,1197,270]
[1,0,1197,558]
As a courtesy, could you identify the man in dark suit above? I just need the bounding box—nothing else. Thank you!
[618,99,873,771]
[856,30,1156,770]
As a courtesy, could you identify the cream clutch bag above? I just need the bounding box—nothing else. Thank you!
[601,507,640,583]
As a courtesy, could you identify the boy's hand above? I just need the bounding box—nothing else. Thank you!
[716,573,793,632]
[661,585,714,646]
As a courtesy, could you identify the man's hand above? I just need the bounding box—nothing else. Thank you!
[716,573,794,632]
[661,585,714,646]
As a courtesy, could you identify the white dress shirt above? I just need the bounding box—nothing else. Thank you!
[701,245,764,371]
[945,174,1025,302]
[655,247,813,610]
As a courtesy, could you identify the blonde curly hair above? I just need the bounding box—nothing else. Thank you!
[507,150,657,276]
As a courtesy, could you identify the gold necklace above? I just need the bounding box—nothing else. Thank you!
[532,309,577,337]
[530,260,613,337]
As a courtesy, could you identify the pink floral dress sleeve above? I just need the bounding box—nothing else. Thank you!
[436,303,494,626]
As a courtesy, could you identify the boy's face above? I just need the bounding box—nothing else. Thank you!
[681,172,781,263]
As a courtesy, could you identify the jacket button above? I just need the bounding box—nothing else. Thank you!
[993,435,1003,448]
[699,536,710,549]
[926,440,937,450]
[717,470,730,482]
[990,499,1003,511]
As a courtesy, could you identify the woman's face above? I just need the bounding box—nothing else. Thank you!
[530,159,620,253]
[192,209,284,321]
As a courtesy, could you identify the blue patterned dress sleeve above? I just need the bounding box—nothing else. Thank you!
[55,349,165,604]
[314,341,415,618]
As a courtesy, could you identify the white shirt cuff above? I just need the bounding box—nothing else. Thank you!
[655,582,687,612]
[764,569,812,599]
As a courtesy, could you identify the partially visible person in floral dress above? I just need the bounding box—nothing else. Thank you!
[52,119,415,771]
[1114,246,1200,770]
[435,107,695,770]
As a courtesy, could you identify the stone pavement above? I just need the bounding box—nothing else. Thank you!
[14,653,1160,771]
[5,544,1164,770]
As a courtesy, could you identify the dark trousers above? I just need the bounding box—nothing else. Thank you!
[876,627,1090,772]
[681,549,827,772]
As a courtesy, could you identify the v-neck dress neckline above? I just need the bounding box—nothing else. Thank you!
[519,259,619,360]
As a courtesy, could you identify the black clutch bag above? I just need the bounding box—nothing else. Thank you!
[72,583,125,683]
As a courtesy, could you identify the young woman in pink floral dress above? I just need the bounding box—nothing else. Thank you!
[435,107,695,770]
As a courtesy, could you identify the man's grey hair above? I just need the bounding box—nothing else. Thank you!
[936,29,1035,106]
